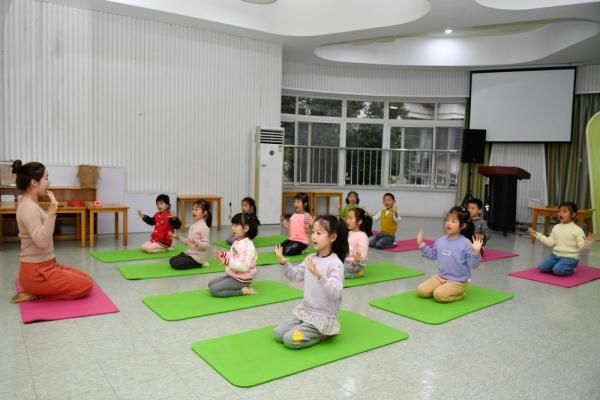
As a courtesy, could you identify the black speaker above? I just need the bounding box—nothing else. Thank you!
[461,129,486,163]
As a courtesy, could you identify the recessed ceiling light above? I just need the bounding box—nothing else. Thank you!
[444,28,453,34]
[241,0,277,4]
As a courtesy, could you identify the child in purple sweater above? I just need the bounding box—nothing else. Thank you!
[274,216,349,349]
[416,206,483,303]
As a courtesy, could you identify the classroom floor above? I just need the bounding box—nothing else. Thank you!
[1,216,599,400]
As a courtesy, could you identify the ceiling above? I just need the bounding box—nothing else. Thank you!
[50,0,600,69]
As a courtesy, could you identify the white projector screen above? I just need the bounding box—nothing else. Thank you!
[469,68,575,142]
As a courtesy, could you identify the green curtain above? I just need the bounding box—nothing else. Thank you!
[455,99,492,205]
[545,94,600,209]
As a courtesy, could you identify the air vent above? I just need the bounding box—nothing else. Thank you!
[258,127,284,144]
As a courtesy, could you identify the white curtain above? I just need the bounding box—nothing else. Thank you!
[488,144,548,223]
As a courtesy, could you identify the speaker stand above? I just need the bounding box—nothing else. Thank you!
[460,163,474,209]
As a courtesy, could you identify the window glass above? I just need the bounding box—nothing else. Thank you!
[437,103,465,120]
[347,101,384,119]
[435,127,462,150]
[389,102,435,120]
[298,97,342,117]
[281,96,296,114]
[346,124,383,186]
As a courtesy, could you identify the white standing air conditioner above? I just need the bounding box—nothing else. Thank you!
[255,127,284,224]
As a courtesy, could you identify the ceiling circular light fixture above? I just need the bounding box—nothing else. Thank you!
[241,0,277,4]
[444,28,453,34]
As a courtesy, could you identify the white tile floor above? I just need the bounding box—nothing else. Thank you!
[1,217,599,400]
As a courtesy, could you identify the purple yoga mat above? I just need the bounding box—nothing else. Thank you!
[16,280,119,323]
[509,265,600,288]
[385,238,435,252]
[481,248,519,263]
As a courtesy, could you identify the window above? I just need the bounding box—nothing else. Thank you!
[346,124,383,186]
[281,121,295,183]
[282,120,340,185]
[298,97,342,117]
[299,122,339,184]
[434,127,462,187]
[347,101,384,119]
[389,102,435,120]
[390,127,433,186]
[281,95,465,189]
[437,103,465,120]
[281,96,296,114]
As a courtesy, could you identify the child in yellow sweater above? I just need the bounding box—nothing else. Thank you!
[528,202,593,276]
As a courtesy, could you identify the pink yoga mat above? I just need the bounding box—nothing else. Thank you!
[509,265,600,288]
[16,281,119,323]
[481,248,519,263]
[385,238,435,252]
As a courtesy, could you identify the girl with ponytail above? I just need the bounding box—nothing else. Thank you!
[273,215,348,349]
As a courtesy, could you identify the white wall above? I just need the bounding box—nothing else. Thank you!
[1,0,282,227]
[576,64,600,94]
[43,165,173,234]
[283,60,471,98]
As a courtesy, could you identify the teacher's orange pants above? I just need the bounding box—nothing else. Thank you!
[19,258,93,300]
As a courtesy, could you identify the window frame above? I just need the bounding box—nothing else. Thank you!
[281,92,465,190]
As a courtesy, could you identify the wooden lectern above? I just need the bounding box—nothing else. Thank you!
[479,166,530,235]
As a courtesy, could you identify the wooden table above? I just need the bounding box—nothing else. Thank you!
[0,201,87,247]
[281,192,310,217]
[312,192,343,216]
[87,203,129,247]
[177,195,222,230]
[282,191,343,217]
[530,206,594,243]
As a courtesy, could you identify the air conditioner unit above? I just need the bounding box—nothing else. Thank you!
[254,127,284,224]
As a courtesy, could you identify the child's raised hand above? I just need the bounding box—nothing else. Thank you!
[309,214,316,225]
[416,229,424,246]
[352,250,362,263]
[190,238,198,247]
[274,244,288,265]
[337,203,342,211]
[471,235,484,255]
[527,227,537,238]
[586,232,594,241]
[169,211,177,219]
[305,256,322,279]
[213,249,226,264]
[169,231,177,240]
[137,210,144,218]
[279,214,285,222]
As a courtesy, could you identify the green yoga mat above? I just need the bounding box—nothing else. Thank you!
[369,285,513,325]
[118,261,225,280]
[344,262,424,288]
[117,250,315,280]
[256,250,313,266]
[192,310,408,387]
[90,244,187,263]
[213,235,288,249]
[143,280,303,321]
